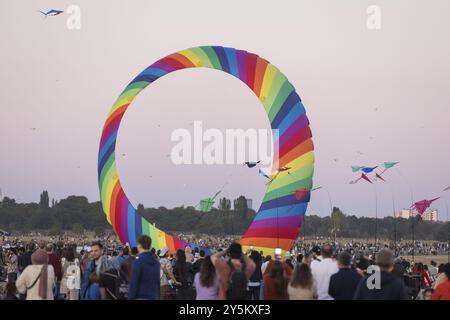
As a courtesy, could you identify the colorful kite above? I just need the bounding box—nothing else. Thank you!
[350,173,373,184]
[38,9,64,18]
[352,166,363,172]
[411,198,440,215]
[243,161,260,168]
[361,166,378,174]
[97,46,314,256]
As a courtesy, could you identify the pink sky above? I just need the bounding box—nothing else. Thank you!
[1,0,450,220]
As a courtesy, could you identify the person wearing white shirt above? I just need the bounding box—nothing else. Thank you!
[310,244,338,300]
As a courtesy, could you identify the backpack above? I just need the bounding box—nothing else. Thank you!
[226,260,249,300]
[101,269,128,300]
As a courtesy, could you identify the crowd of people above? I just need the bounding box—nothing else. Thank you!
[1,234,450,300]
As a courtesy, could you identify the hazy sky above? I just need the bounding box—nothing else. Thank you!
[1,0,450,220]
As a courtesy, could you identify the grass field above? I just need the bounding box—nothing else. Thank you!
[400,255,450,265]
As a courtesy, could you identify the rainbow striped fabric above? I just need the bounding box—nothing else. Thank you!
[98,46,314,255]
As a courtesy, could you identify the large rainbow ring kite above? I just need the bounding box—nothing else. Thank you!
[98,46,314,255]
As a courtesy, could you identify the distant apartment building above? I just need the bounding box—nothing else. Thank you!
[246,198,253,210]
[395,208,438,221]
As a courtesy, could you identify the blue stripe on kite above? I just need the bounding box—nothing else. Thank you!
[259,193,309,211]
[224,47,239,78]
[271,90,301,129]
[276,102,305,137]
[131,73,159,84]
[141,68,167,77]
[253,202,308,221]
[98,145,115,179]
[128,204,137,247]
[212,46,231,74]
[135,214,142,242]
[98,133,117,167]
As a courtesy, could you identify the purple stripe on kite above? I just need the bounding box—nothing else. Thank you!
[149,61,177,73]
[249,216,301,229]
[236,50,247,84]
[119,194,129,244]
[278,113,309,149]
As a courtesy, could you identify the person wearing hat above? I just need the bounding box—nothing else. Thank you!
[354,248,408,300]
[159,246,178,300]
[328,252,361,300]
[15,249,56,300]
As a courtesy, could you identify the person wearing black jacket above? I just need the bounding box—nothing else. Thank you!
[354,248,408,300]
[329,252,361,300]
[192,250,205,275]
[248,250,263,300]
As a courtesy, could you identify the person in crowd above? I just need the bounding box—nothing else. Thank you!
[18,243,34,275]
[328,252,362,300]
[432,263,450,300]
[6,248,18,283]
[194,256,220,300]
[173,249,195,300]
[288,262,317,300]
[310,244,338,300]
[128,235,160,300]
[15,249,56,300]
[121,246,138,282]
[263,259,291,300]
[211,242,256,300]
[159,246,178,300]
[80,242,110,300]
[60,247,80,300]
[354,248,408,300]
[261,255,272,275]
[392,257,406,279]
[185,246,194,263]
[3,282,18,300]
[248,250,263,300]
[296,253,304,266]
[192,249,206,275]
[414,262,432,288]
[433,263,448,289]
[428,260,438,282]
[117,246,129,272]
[355,256,370,277]
[46,243,62,298]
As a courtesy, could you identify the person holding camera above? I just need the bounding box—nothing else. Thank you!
[211,242,255,300]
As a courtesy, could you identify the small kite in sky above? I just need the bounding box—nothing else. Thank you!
[411,198,440,215]
[361,166,378,174]
[38,9,64,18]
[258,168,271,180]
[350,173,372,184]
[243,161,260,168]
[444,186,450,192]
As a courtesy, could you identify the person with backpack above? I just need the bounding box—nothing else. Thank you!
[80,242,110,300]
[248,250,263,300]
[173,249,195,300]
[98,265,128,300]
[60,248,81,300]
[159,246,178,300]
[211,242,255,300]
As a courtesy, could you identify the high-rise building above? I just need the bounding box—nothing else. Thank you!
[395,208,438,221]
[246,198,253,210]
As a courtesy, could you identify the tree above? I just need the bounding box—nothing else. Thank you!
[40,191,50,208]
[330,207,345,241]
[137,203,145,212]
[72,222,84,234]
